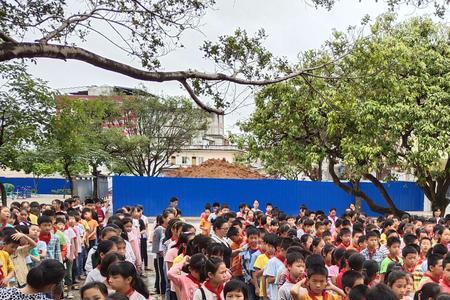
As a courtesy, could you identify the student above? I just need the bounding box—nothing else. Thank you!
[347,229,364,252]
[418,254,443,289]
[387,271,408,300]
[200,206,212,236]
[81,281,108,300]
[341,270,365,297]
[241,226,260,297]
[278,251,305,300]
[85,226,119,273]
[263,237,290,300]
[193,257,228,300]
[0,259,65,299]
[108,261,150,300]
[168,253,208,300]
[362,260,379,288]
[122,217,141,272]
[419,238,432,264]
[253,233,277,299]
[38,215,61,261]
[440,256,450,293]
[290,265,345,300]
[82,208,98,251]
[366,283,398,300]
[380,237,403,280]
[337,228,352,249]
[349,285,369,300]
[227,226,244,279]
[84,241,119,284]
[224,279,248,300]
[0,229,18,287]
[10,228,37,288]
[402,245,422,292]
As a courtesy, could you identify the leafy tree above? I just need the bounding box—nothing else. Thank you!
[107,95,209,176]
[0,63,54,205]
[239,15,450,216]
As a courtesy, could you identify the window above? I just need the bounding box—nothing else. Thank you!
[192,156,197,166]
[198,157,204,164]
[170,156,176,165]
[182,156,188,165]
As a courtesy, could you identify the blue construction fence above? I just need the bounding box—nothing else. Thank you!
[0,177,69,194]
[112,176,424,217]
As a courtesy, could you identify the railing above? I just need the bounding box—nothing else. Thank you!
[180,144,241,151]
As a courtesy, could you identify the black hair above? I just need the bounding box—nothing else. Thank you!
[204,257,225,278]
[185,235,212,256]
[427,254,444,270]
[402,245,419,258]
[263,233,279,248]
[306,265,328,278]
[436,294,450,300]
[286,251,305,266]
[37,215,52,225]
[107,293,129,300]
[305,254,325,269]
[349,285,369,300]
[443,256,450,269]
[310,237,323,252]
[246,226,260,237]
[224,279,248,300]
[100,252,124,277]
[92,239,116,268]
[27,259,66,291]
[173,232,195,256]
[182,253,208,281]
[226,226,240,239]
[366,283,398,300]
[80,281,108,298]
[387,270,407,287]
[430,244,448,256]
[342,270,364,294]
[101,226,119,238]
[366,230,380,239]
[300,234,313,249]
[332,247,346,266]
[213,217,227,231]
[348,253,365,271]
[207,243,225,258]
[413,282,440,300]
[387,236,401,247]
[362,260,379,285]
[108,261,149,298]
[403,233,418,246]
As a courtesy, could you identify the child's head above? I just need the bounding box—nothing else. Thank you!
[427,254,444,276]
[342,270,365,295]
[263,233,278,256]
[322,244,335,265]
[387,271,408,300]
[348,253,365,272]
[80,281,108,300]
[362,260,379,285]
[366,283,397,300]
[322,231,333,245]
[413,283,440,300]
[204,257,228,285]
[306,265,328,295]
[366,230,380,250]
[443,256,450,282]
[182,253,208,281]
[108,261,149,299]
[340,228,352,245]
[82,208,93,220]
[37,215,53,233]
[27,259,65,293]
[245,226,260,249]
[29,224,40,239]
[387,236,401,257]
[352,229,363,246]
[55,217,66,232]
[402,245,418,268]
[224,279,248,300]
[349,284,369,300]
[286,251,305,279]
[226,226,240,243]
[420,237,432,256]
[121,217,133,233]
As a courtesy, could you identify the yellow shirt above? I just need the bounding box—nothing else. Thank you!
[11,247,29,286]
[29,214,38,225]
[254,253,270,296]
[0,250,14,286]
[303,291,342,300]
[172,254,184,267]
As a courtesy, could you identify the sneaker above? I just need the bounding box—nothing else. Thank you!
[67,292,74,299]
[72,285,80,290]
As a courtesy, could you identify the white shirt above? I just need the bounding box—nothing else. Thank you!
[84,268,106,285]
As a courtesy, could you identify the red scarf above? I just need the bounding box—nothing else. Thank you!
[125,288,135,298]
[388,255,400,262]
[441,278,450,289]
[308,287,328,300]
[403,263,417,273]
[204,280,224,300]
[39,232,51,245]
[187,274,201,288]
[368,248,377,259]
[286,273,301,284]
[276,254,286,266]
[424,273,440,283]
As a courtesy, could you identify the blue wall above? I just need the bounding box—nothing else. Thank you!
[0,177,69,194]
[112,176,424,216]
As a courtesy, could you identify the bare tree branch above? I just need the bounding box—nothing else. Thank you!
[0,32,17,43]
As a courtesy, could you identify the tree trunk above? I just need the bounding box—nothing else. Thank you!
[63,163,74,196]
[92,163,98,199]
[0,182,6,206]
[352,180,362,214]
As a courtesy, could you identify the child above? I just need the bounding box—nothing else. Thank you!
[168,253,208,299]
[419,238,432,264]
[341,270,365,296]
[290,265,345,300]
[418,254,443,289]
[108,261,149,300]
[413,282,440,300]
[227,227,244,279]
[200,206,212,236]
[0,230,17,287]
[336,228,352,249]
[278,251,305,300]
[380,237,403,281]
[81,281,108,300]
[224,279,248,300]
[362,260,379,288]
[241,226,260,297]
[347,229,363,252]
[82,208,98,251]
[10,228,37,288]
[253,233,277,299]
[439,256,450,293]
[387,271,408,300]
[38,215,62,261]
[402,245,422,292]
[263,237,290,300]
[193,257,228,300]
[361,231,384,264]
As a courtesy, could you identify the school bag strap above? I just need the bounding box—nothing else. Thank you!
[200,287,206,300]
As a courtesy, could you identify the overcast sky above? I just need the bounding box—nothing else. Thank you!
[25,1,436,132]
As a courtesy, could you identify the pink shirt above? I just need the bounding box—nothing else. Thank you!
[168,260,200,300]
[127,231,141,268]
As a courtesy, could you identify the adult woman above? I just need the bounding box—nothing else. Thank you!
[210,217,232,268]
[0,259,65,299]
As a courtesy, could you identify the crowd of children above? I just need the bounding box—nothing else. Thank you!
[3,196,450,300]
[152,201,450,300]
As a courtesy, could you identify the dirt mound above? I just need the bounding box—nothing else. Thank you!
[166,159,266,179]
